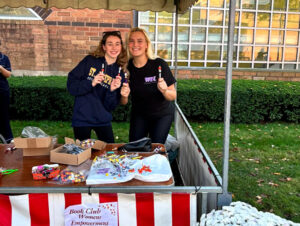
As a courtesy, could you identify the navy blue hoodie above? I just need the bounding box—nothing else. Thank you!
[67,55,125,127]
[0,52,11,93]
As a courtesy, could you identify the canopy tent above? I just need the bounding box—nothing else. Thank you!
[0,0,236,211]
[0,0,196,13]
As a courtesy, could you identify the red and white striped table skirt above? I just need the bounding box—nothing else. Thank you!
[0,193,197,226]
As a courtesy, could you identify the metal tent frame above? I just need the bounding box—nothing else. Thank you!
[0,0,237,216]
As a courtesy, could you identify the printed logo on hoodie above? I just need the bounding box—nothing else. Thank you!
[87,67,113,89]
[100,74,113,89]
[87,67,97,81]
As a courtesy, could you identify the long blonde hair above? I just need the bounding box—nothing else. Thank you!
[127,27,154,59]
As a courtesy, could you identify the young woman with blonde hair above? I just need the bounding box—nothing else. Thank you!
[127,27,176,144]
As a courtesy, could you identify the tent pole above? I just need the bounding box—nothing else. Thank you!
[218,0,236,208]
[174,1,179,139]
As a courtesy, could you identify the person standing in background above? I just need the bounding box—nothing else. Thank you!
[0,40,13,143]
[127,27,176,144]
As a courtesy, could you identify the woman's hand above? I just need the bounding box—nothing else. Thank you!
[110,75,122,91]
[120,82,130,105]
[92,72,104,87]
[120,83,130,97]
[157,78,168,93]
[157,79,176,101]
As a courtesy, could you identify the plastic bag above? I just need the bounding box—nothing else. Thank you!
[21,126,49,138]
[80,139,96,149]
[20,126,58,144]
[58,144,85,155]
[118,137,152,152]
[164,134,179,152]
[32,164,60,180]
[51,160,92,184]
[86,154,172,185]
[164,134,179,163]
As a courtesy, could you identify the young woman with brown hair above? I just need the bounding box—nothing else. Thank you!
[67,31,130,143]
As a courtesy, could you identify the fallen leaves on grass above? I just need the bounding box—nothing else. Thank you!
[248,158,260,163]
[257,179,264,186]
[255,194,268,204]
[232,147,240,151]
[273,172,281,175]
[268,182,279,187]
[256,197,263,204]
[279,177,292,182]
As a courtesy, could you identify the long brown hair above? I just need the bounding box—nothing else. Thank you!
[90,31,128,72]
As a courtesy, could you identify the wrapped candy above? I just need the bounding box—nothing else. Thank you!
[32,164,60,180]
[59,144,84,155]
[80,139,95,149]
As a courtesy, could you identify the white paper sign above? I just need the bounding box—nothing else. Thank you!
[64,202,118,226]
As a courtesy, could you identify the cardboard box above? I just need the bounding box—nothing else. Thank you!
[14,137,52,149]
[23,143,54,156]
[14,136,54,156]
[50,138,103,166]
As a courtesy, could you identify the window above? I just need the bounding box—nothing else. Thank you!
[0,6,41,20]
[138,0,300,69]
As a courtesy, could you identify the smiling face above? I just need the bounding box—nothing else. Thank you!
[103,35,122,60]
[128,31,148,58]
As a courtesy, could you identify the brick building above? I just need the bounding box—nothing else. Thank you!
[0,5,299,81]
[0,7,132,76]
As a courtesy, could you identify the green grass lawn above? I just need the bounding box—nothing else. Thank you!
[10,120,300,222]
[190,122,300,223]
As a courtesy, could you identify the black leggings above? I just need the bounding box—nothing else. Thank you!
[0,91,13,143]
[129,113,173,144]
[73,125,114,143]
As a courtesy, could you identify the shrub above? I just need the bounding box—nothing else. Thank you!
[177,79,300,123]
[8,76,300,123]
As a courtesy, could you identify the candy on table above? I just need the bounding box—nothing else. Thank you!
[92,153,141,178]
[32,164,59,173]
[32,164,60,180]
[138,165,152,174]
[80,139,95,149]
[60,144,84,155]
[55,170,85,183]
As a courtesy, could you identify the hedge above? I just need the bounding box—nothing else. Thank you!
[7,76,300,123]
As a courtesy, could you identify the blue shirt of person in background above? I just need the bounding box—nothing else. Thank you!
[0,39,13,143]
